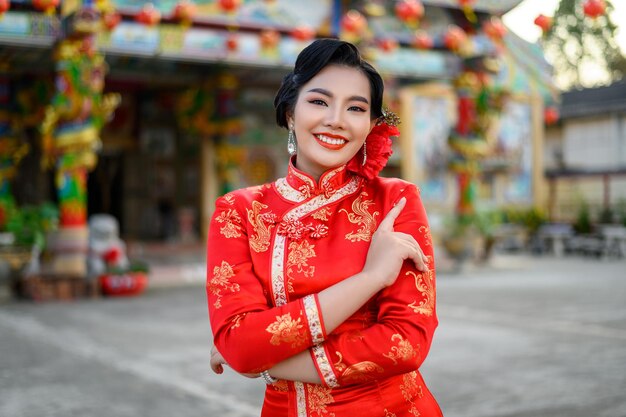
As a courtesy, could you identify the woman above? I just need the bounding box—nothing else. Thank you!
[207,39,441,416]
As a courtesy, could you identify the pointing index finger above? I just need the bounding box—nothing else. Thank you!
[379,197,406,230]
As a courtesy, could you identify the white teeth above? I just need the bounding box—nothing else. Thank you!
[316,135,346,145]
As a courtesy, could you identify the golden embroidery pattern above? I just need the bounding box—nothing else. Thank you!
[400,371,424,416]
[207,261,240,309]
[312,207,331,221]
[334,352,384,384]
[275,178,307,203]
[286,240,316,293]
[313,345,339,388]
[223,193,236,205]
[230,313,246,329]
[383,334,420,365]
[266,313,306,348]
[384,410,397,417]
[215,209,243,238]
[307,384,336,417]
[271,380,289,392]
[407,269,435,316]
[303,294,324,344]
[340,192,379,242]
[247,201,276,253]
[419,226,432,246]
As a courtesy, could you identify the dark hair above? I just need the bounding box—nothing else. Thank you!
[274,38,384,129]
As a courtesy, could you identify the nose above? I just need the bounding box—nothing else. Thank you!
[323,106,346,130]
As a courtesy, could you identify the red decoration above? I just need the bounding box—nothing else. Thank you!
[260,29,280,49]
[378,38,399,53]
[544,106,559,125]
[226,34,239,52]
[173,0,197,24]
[534,14,552,33]
[443,25,468,52]
[346,122,398,180]
[135,3,161,26]
[99,272,148,297]
[291,25,316,41]
[103,247,122,265]
[482,17,507,40]
[33,0,59,14]
[0,0,10,16]
[457,0,475,5]
[341,9,367,34]
[395,0,424,26]
[583,0,606,19]
[103,12,121,31]
[412,30,433,49]
[218,0,241,13]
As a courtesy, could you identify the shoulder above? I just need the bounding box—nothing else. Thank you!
[214,182,275,211]
[365,176,420,200]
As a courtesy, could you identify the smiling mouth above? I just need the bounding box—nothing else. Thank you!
[314,134,348,150]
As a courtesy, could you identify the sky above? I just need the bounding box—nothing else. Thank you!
[503,0,626,50]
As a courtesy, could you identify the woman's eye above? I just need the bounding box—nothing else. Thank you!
[349,106,366,112]
[309,99,327,106]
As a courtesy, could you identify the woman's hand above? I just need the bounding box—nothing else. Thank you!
[210,345,260,379]
[362,197,429,288]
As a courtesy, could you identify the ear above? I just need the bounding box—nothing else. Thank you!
[286,113,294,129]
[369,118,377,133]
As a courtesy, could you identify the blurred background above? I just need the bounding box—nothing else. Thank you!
[0,1,625,416]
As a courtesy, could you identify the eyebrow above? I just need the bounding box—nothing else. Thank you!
[306,88,370,105]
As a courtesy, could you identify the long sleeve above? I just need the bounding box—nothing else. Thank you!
[207,192,327,374]
[309,184,438,387]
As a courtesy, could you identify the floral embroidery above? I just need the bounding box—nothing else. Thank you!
[247,201,276,253]
[340,192,379,242]
[271,379,289,392]
[277,218,313,241]
[303,295,324,344]
[307,384,336,416]
[295,382,307,417]
[407,269,435,317]
[383,334,420,365]
[266,313,306,348]
[334,352,384,384]
[275,178,307,203]
[310,224,329,239]
[313,345,338,388]
[230,313,246,329]
[271,234,288,306]
[400,371,423,416]
[286,241,316,293]
[384,410,397,417]
[207,261,239,309]
[223,193,235,205]
[419,226,432,246]
[215,209,243,238]
[312,207,331,221]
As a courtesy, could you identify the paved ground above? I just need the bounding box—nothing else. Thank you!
[1,255,625,417]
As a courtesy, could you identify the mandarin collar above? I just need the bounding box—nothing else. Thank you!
[286,156,352,199]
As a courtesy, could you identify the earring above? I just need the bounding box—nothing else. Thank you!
[287,126,297,155]
[362,140,367,166]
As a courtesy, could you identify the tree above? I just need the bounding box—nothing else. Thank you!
[542,0,626,89]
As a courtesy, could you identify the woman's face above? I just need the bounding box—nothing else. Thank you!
[289,64,375,179]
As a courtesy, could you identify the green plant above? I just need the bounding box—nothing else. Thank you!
[598,207,614,224]
[573,202,592,234]
[502,206,546,234]
[4,203,59,249]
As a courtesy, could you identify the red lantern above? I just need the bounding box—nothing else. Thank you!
[226,34,239,52]
[483,17,507,40]
[291,26,315,41]
[544,106,559,125]
[412,30,433,49]
[341,9,367,34]
[583,0,606,19]
[136,3,161,26]
[218,0,241,13]
[173,0,197,25]
[395,0,424,26]
[33,0,59,15]
[457,0,475,5]
[260,29,280,50]
[378,38,399,53]
[0,0,10,16]
[443,25,467,52]
[534,14,552,33]
[103,12,121,31]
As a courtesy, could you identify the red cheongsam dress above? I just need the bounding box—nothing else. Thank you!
[207,160,442,417]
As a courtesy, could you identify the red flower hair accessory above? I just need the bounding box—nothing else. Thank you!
[347,108,400,180]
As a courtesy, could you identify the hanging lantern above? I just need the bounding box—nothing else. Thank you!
[218,0,241,13]
[33,0,60,15]
[443,25,468,52]
[341,9,367,35]
[457,0,476,23]
[482,17,507,41]
[226,34,239,52]
[378,38,399,53]
[0,0,10,16]
[135,3,161,26]
[395,0,424,27]
[544,106,559,125]
[583,0,606,19]
[260,29,280,50]
[412,30,433,49]
[534,14,552,34]
[173,0,197,27]
[102,11,121,31]
[291,25,315,42]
